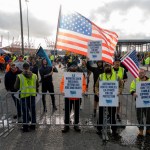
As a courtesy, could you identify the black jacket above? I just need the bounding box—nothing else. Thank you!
[86,61,104,86]
[39,65,53,83]
[4,68,22,92]
[30,64,38,77]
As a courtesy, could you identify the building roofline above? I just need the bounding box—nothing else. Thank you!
[118,39,150,45]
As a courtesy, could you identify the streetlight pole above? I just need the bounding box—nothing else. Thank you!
[19,0,24,55]
[25,0,30,48]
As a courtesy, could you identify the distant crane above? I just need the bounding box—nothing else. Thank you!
[44,38,55,49]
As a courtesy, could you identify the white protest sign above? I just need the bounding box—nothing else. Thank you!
[64,72,83,98]
[136,81,150,108]
[99,81,118,107]
[88,40,102,61]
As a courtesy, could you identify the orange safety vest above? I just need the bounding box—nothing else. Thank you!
[0,56,5,64]
[5,64,10,72]
[60,75,86,100]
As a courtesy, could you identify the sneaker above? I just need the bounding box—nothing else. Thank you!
[138,130,144,137]
[74,126,81,132]
[62,126,70,133]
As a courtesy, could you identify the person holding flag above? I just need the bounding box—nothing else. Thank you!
[86,59,104,117]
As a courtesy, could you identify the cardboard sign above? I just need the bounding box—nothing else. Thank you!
[99,81,118,107]
[88,40,102,61]
[64,72,83,98]
[136,81,150,108]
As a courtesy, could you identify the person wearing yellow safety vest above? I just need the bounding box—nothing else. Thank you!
[67,55,73,68]
[14,62,39,132]
[49,53,54,64]
[12,54,17,62]
[95,63,123,136]
[144,54,150,71]
[130,69,150,137]
[112,57,128,122]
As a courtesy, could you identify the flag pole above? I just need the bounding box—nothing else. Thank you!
[54,5,62,59]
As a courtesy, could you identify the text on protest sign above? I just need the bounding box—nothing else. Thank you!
[136,81,150,108]
[99,81,118,107]
[88,40,102,61]
[64,72,83,98]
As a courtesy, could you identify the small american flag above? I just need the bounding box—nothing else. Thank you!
[121,50,139,78]
[56,9,118,64]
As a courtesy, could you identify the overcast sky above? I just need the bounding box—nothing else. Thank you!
[0,0,150,48]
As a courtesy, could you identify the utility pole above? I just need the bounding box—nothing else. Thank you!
[19,0,24,55]
[26,0,30,48]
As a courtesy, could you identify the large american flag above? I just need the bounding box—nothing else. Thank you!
[121,50,139,78]
[56,9,118,64]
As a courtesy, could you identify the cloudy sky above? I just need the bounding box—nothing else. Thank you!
[0,0,150,48]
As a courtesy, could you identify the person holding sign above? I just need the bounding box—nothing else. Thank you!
[144,53,150,71]
[87,59,104,117]
[130,69,150,137]
[60,64,86,133]
[112,57,128,122]
[95,63,123,136]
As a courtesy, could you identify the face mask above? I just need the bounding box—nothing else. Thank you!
[70,68,77,72]
[105,68,111,73]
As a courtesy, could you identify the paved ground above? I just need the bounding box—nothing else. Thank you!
[0,64,150,150]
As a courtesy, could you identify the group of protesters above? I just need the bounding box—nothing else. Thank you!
[1,51,150,138]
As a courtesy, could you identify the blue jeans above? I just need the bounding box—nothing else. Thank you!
[21,96,36,128]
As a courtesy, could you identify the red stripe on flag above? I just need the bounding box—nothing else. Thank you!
[57,45,87,56]
[57,38,87,49]
[122,62,138,78]
[126,58,139,74]
[123,60,139,78]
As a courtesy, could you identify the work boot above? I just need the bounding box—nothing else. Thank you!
[62,126,70,133]
[138,130,144,137]
[43,107,47,113]
[13,115,17,119]
[117,114,121,122]
[146,130,150,136]
[74,126,81,132]
[21,125,29,132]
[53,105,57,111]
[30,125,36,130]
[93,109,96,118]
[112,130,118,136]
[96,129,102,135]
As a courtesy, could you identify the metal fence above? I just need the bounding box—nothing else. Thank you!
[0,92,150,139]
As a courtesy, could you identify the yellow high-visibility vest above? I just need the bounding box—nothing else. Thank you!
[18,73,37,98]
